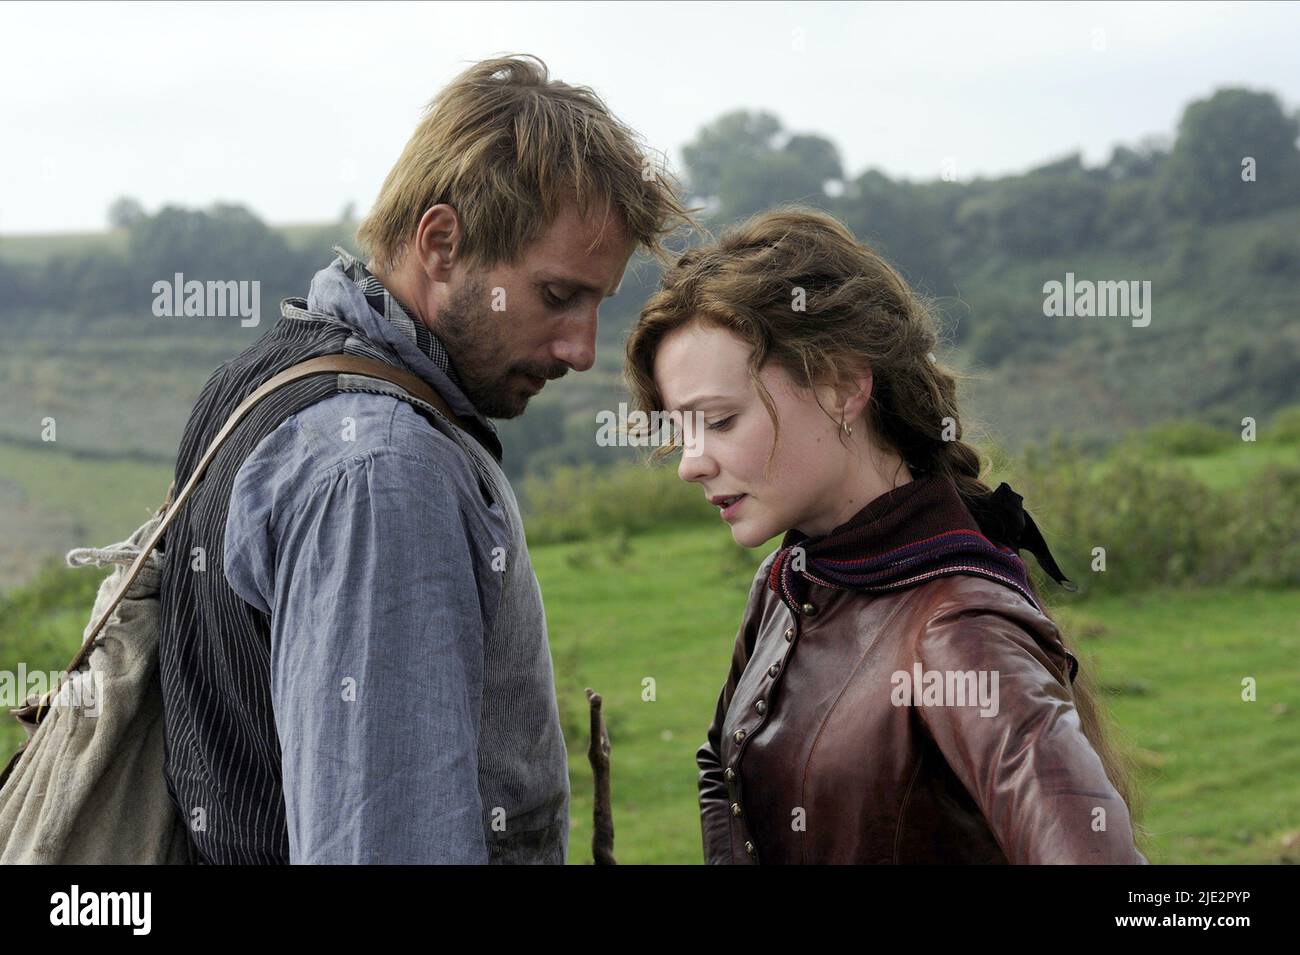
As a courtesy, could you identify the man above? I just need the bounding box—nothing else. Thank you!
[157,54,693,863]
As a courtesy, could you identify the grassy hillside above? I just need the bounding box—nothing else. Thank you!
[3,204,1297,471]
[955,204,1300,455]
[0,439,173,593]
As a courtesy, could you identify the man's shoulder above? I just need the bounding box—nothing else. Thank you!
[222,390,493,612]
[227,390,485,534]
[264,390,473,484]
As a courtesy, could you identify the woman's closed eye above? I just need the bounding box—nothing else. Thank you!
[707,415,736,432]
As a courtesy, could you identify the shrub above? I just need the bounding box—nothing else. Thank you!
[1015,436,1228,595]
[519,428,1299,596]
[1246,234,1300,278]
[1213,464,1300,588]
[1122,419,1235,457]
[1265,405,1300,445]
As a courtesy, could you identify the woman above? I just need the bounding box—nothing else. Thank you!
[623,206,1147,864]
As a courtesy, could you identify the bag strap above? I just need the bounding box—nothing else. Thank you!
[35,354,469,717]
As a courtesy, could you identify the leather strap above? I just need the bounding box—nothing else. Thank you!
[32,354,469,720]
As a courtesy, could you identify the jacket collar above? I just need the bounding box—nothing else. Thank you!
[768,468,1045,616]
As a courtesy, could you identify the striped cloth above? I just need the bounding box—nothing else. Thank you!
[331,244,464,390]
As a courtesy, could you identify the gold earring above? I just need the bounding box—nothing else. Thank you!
[841,419,854,437]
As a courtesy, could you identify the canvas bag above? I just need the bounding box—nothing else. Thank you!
[0,354,472,863]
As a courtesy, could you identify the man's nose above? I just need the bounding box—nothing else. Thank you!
[551,314,597,373]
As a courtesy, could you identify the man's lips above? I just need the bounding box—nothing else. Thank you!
[522,368,566,390]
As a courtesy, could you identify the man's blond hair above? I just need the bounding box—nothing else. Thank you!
[356,54,697,274]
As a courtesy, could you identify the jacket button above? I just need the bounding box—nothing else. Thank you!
[745,841,757,858]
[730,802,742,817]
[755,700,766,715]
[801,602,818,616]
[768,663,780,677]
[724,768,736,782]
[784,627,795,641]
[733,729,746,743]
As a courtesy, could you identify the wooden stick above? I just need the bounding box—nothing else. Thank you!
[586,687,616,865]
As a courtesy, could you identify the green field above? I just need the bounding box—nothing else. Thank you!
[1174,441,1300,490]
[0,440,174,593]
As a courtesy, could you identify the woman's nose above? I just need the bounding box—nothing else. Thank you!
[677,443,716,484]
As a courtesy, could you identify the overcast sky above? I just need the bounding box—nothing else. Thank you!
[3,0,1298,234]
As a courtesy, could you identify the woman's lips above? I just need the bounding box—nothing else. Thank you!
[720,494,747,521]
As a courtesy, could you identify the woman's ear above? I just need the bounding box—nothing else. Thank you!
[840,370,874,423]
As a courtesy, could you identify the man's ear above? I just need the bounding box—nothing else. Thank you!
[415,204,460,282]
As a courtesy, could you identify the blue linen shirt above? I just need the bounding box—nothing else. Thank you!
[223,389,506,863]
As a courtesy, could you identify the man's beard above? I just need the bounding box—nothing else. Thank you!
[433,271,543,419]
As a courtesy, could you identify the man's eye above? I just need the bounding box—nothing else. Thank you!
[543,287,573,308]
[706,415,735,432]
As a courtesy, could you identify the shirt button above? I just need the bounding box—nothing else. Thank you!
[755,700,766,715]
[784,627,795,641]
[733,729,746,743]
[724,768,736,782]
[768,664,780,677]
[801,602,818,616]
[730,802,742,817]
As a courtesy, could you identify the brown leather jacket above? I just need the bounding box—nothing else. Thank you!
[698,551,1147,864]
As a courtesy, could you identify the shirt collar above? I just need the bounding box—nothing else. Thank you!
[284,247,504,464]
